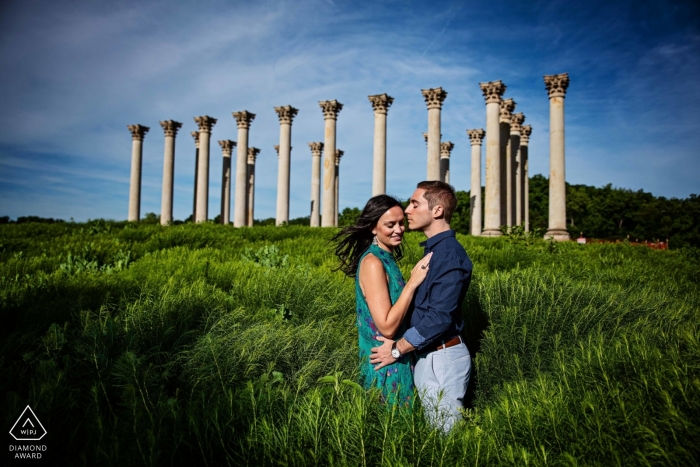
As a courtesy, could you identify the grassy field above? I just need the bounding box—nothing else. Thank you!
[1,221,699,466]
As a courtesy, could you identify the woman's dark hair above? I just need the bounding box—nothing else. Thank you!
[332,194,404,277]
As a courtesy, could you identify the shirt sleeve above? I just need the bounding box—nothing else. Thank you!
[403,265,470,350]
[402,326,426,348]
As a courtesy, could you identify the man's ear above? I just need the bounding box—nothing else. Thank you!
[432,204,445,219]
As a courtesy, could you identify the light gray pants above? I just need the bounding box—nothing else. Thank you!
[414,340,471,432]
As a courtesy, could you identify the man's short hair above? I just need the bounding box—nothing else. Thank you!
[417,181,457,223]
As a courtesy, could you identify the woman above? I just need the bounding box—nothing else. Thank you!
[333,195,432,406]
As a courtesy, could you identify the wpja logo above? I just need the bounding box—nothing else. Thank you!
[9,406,47,460]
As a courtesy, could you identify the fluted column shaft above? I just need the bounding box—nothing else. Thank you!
[369,94,393,196]
[499,98,515,227]
[524,153,530,231]
[509,113,524,227]
[127,124,149,222]
[520,125,532,231]
[309,142,323,227]
[219,140,235,225]
[515,147,523,226]
[480,81,506,236]
[334,150,344,226]
[468,129,485,236]
[320,100,342,227]
[422,88,447,181]
[247,148,259,227]
[233,111,255,227]
[194,116,216,223]
[439,142,454,184]
[544,73,570,240]
[275,106,298,225]
[191,132,199,222]
[159,121,182,226]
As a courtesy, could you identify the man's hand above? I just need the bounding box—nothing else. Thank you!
[370,336,396,370]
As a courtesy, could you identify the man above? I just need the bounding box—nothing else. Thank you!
[370,181,473,432]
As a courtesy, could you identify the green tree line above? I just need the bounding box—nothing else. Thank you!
[4,175,698,247]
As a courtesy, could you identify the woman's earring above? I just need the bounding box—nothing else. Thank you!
[372,235,378,246]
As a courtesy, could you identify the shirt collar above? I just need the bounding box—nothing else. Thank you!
[419,229,455,250]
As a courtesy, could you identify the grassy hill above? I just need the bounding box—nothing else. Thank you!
[1,222,698,465]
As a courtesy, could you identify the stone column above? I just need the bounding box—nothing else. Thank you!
[479,80,506,236]
[308,142,324,227]
[368,94,393,196]
[439,142,454,184]
[509,112,524,226]
[193,116,217,223]
[191,131,200,222]
[520,125,532,231]
[127,124,149,222]
[232,111,256,228]
[319,100,343,227]
[274,105,298,225]
[159,120,181,225]
[499,98,516,227]
[467,129,485,236]
[334,149,344,226]
[421,87,447,180]
[544,73,570,241]
[219,140,236,225]
[246,147,260,227]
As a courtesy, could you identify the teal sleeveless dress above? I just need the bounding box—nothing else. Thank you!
[356,244,414,407]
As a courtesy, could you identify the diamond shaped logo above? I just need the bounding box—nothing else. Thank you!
[9,406,46,441]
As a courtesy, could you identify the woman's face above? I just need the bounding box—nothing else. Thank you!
[372,206,405,251]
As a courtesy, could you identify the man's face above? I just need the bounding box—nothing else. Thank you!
[405,188,433,231]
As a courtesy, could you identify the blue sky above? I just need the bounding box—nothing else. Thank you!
[0,0,698,221]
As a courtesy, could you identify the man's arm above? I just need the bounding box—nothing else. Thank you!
[369,336,416,370]
[369,266,468,370]
[402,266,470,349]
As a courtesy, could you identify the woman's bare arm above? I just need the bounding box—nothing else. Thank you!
[359,253,431,338]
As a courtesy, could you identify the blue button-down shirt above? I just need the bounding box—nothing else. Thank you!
[403,230,472,350]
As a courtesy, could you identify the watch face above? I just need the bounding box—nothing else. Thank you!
[391,348,401,358]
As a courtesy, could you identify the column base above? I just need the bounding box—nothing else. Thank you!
[481,228,502,237]
[544,229,570,241]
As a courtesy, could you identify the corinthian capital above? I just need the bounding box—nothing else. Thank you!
[335,149,344,165]
[319,100,343,120]
[421,87,448,110]
[218,140,236,156]
[194,115,217,133]
[308,142,324,156]
[232,111,256,129]
[520,125,532,145]
[274,105,299,124]
[479,80,506,104]
[544,73,570,98]
[159,120,182,137]
[191,131,200,148]
[247,147,260,164]
[467,129,485,145]
[499,98,516,123]
[368,94,394,114]
[127,124,149,141]
[440,142,454,159]
[510,113,525,133]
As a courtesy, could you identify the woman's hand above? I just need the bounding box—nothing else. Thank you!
[406,252,433,289]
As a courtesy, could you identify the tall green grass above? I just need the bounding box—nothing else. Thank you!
[1,223,698,465]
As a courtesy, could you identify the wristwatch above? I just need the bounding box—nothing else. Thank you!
[391,342,401,359]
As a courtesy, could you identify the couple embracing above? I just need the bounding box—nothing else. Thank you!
[333,181,473,432]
